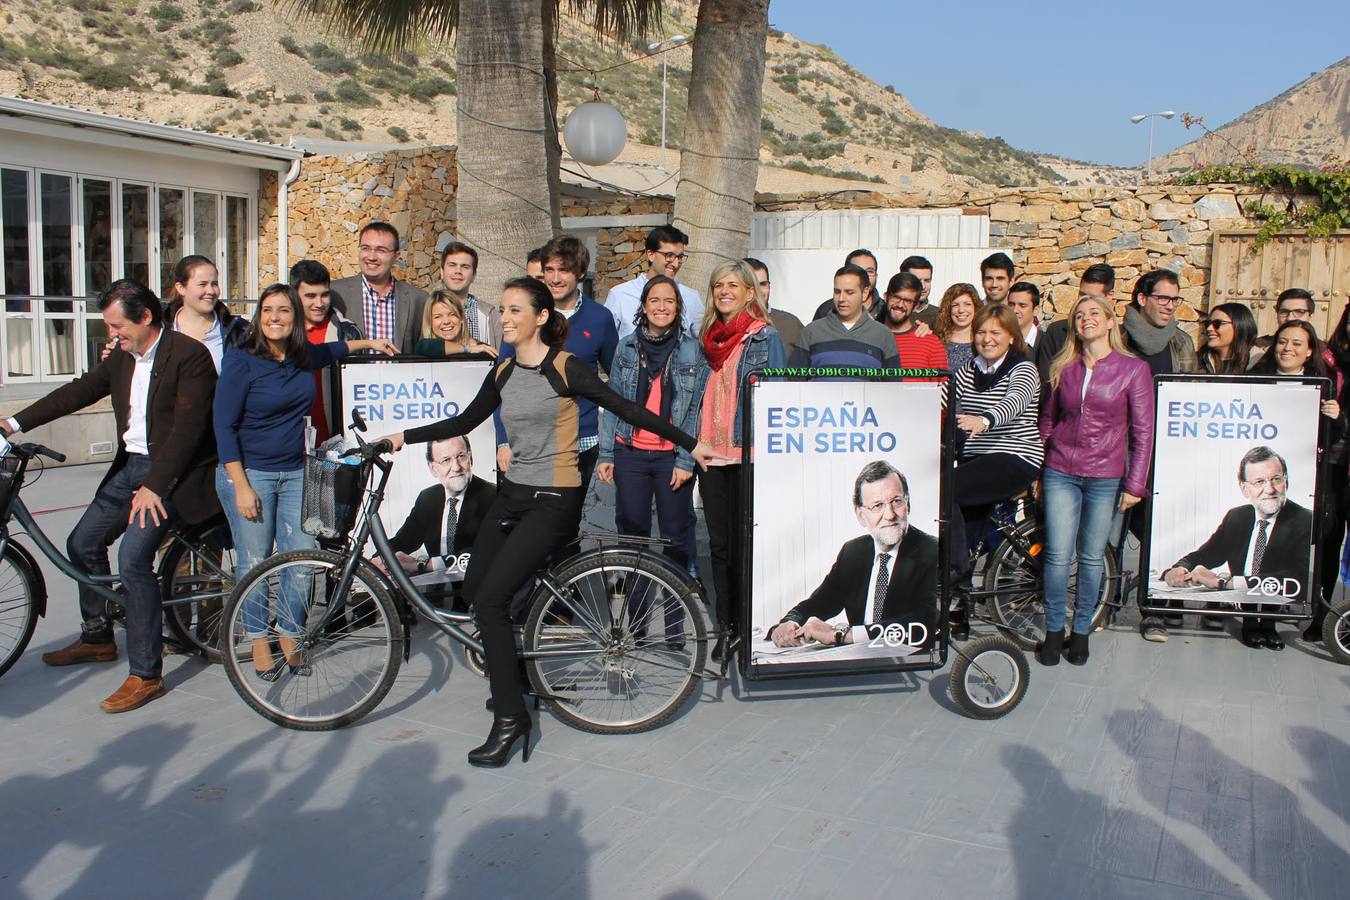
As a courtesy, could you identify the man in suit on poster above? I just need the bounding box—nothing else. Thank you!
[389,435,495,576]
[1161,445,1312,649]
[769,460,939,649]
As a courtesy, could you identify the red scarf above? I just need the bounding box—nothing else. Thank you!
[702,310,757,371]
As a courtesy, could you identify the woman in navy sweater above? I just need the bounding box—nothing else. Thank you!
[213,284,395,679]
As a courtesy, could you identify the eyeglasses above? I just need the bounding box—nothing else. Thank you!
[862,496,908,516]
[1147,293,1183,307]
[1201,318,1232,329]
[1277,308,1312,318]
[431,452,471,468]
[653,250,688,263]
[1243,474,1287,491]
[757,280,771,289]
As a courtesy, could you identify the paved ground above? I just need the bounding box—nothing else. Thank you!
[2,464,1349,899]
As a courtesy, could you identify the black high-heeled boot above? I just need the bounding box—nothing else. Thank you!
[467,714,533,767]
[1036,630,1064,666]
[948,606,970,642]
[1063,631,1090,665]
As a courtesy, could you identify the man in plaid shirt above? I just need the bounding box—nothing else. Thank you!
[330,221,429,354]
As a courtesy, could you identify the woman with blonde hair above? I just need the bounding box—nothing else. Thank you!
[935,282,980,372]
[697,259,786,660]
[1038,294,1154,666]
[415,290,498,357]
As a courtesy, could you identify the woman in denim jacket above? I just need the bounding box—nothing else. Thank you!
[598,276,711,615]
[696,260,787,660]
[1039,294,1155,667]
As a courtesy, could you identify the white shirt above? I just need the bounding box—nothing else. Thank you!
[428,485,467,572]
[123,328,164,455]
[1081,367,1093,403]
[607,274,704,340]
[974,352,1007,374]
[1024,322,1040,349]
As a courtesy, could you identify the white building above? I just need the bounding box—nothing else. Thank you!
[0,95,303,399]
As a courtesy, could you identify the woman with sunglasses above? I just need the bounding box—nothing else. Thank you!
[1197,303,1259,374]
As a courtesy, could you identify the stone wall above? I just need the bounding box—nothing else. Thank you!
[257,144,1282,330]
[259,147,459,287]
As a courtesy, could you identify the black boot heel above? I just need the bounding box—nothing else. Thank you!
[1063,631,1090,666]
[1036,630,1065,666]
[467,714,533,768]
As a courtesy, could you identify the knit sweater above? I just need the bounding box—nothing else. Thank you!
[790,313,899,370]
[950,353,1044,468]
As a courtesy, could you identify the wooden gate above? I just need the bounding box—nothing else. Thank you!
[1209,231,1350,338]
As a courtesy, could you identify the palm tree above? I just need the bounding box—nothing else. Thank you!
[670,0,769,298]
[280,0,766,295]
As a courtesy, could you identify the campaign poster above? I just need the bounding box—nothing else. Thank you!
[338,358,497,572]
[746,377,946,676]
[1146,376,1322,613]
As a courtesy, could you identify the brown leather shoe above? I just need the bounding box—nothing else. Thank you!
[99,675,165,713]
[42,637,118,666]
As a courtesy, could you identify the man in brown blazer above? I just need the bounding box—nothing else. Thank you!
[328,221,429,354]
[2,280,219,712]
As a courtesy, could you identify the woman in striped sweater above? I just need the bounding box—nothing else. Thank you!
[948,304,1045,637]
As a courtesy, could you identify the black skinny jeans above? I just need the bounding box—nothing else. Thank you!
[463,479,583,718]
[698,464,744,633]
[950,452,1040,575]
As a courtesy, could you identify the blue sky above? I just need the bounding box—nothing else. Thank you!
[767,0,1347,167]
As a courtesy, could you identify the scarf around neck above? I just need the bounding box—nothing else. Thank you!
[703,310,757,371]
[635,326,678,421]
[1123,303,1177,357]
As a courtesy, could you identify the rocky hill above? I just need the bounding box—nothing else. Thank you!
[1157,55,1350,173]
[0,0,1124,189]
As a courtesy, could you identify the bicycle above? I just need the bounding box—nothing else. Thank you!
[0,441,238,678]
[217,419,711,734]
[954,496,1128,650]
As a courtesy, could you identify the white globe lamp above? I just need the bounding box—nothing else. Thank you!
[564,101,628,166]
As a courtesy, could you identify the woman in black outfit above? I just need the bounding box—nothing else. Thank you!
[380,278,718,767]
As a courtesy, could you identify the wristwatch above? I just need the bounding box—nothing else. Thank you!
[832,624,849,645]
[1217,575,1231,590]
[416,558,429,575]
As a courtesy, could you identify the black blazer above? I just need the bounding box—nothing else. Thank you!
[15,329,220,524]
[1173,500,1313,598]
[781,527,939,646]
[389,475,495,561]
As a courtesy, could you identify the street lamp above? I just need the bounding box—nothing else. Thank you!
[1130,110,1176,183]
[647,34,687,170]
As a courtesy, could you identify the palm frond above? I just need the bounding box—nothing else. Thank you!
[564,0,664,43]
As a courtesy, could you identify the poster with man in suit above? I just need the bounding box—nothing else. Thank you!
[1146,377,1321,624]
[748,378,945,674]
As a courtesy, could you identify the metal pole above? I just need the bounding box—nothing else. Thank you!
[659,55,669,170]
[1146,115,1156,182]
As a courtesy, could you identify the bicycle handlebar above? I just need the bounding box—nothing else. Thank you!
[342,439,392,462]
[6,442,66,463]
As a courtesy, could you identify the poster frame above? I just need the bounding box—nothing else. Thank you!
[737,370,956,681]
[1137,373,1326,622]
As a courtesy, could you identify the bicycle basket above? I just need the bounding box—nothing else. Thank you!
[0,454,21,514]
[301,450,368,540]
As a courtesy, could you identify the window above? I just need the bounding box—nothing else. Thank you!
[2,168,34,378]
[39,173,76,376]
[82,178,113,294]
[193,191,219,263]
[159,187,185,295]
[121,183,150,287]
[225,195,249,299]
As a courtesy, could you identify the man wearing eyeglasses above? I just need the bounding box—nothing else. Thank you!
[329,221,429,355]
[1157,445,1311,649]
[767,461,938,649]
[1120,270,1198,375]
[388,435,496,578]
[606,225,705,340]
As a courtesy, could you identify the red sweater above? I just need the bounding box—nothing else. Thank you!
[893,330,949,381]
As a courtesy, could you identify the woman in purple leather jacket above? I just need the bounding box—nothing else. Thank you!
[1039,295,1156,666]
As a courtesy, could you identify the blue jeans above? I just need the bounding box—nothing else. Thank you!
[614,444,694,638]
[67,454,174,678]
[216,466,315,638]
[1042,466,1120,635]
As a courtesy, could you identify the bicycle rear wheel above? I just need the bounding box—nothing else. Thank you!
[522,549,707,735]
[985,520,1114,649]
[1324,599,1350,666]
[221,550,403,730]
[0,546,41,679]
[160,519,236,662]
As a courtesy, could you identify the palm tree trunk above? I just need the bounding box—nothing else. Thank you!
[455,0,560,292]
[672,0,769,299]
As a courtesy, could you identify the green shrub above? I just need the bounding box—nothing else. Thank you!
[334,78,375,106]
[407,75,454,101]
[279,36,305,57]
[386,125,410,142]
[338,116,362,132]
[81,63,136,90]
[148,2,183,31]
[227,0,257,12]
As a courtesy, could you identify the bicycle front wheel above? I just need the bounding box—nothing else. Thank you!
[986,520,1114,649]
[522,549,707,735]
[0,545,41,679]
[221,550,404,730]
[160,518,236,662]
